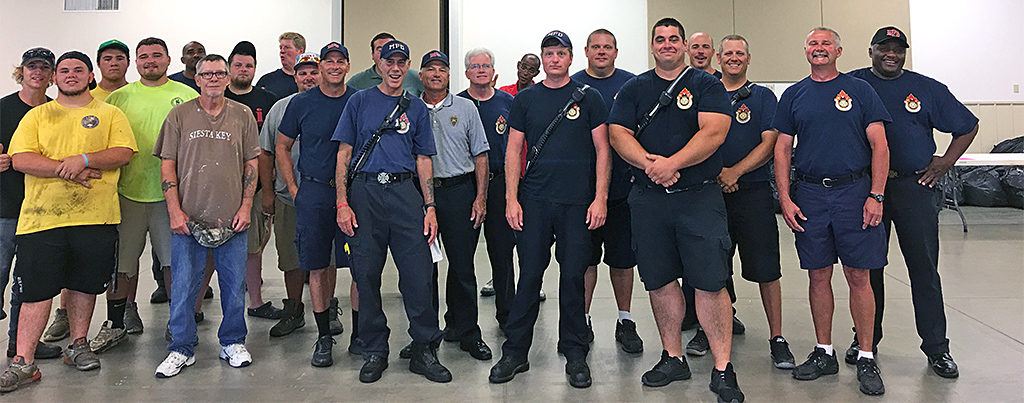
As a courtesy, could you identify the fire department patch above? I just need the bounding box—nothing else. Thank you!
[397,113,410,134]
[566,104,580,120]
[834,90,852,112]
[904,93,921,113]
[735,104,751,124]
[450,115,458,126]
[677,88,693,110]
[495,115,507,134]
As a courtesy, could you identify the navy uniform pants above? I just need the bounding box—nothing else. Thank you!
[348,176,442,356]
[483,173,515,327]
[870,175,950,355]
[430,176,483,342]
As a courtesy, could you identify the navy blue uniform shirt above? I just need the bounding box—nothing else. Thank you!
[332,86,435,174]
[719,82,778,182]
[849,68,978,174]
[457,89,513,172]
[572,68,636,200]
[508,79,607,206]
[608,68,731,188]
[773,73,892,177]
[279,86,357,182]
[256,69,298,100]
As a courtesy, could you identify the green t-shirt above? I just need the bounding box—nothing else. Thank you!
[347,66,424,96]
[106,80,198,202]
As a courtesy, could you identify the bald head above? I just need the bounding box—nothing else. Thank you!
[687,32,715,72]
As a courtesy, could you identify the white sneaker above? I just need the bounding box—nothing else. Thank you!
[155,351,195,378]
[219,344,252,368]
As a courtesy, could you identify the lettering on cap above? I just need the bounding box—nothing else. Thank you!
[886,29,901,38]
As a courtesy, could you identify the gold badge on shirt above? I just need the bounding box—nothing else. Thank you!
[676,88,693,110]
[834,90,853,112]
[81,115,99,129]
[735,104,751,124]
[904,93,921,113]
[450,115,458,126]
[566,104,580,120]
[397,113,410,134]
[495,115,507,134]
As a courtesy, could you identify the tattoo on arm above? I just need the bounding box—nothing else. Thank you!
[161,180,177,192]
[242,163,257,198]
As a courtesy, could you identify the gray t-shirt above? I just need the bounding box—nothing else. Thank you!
[259,93,301,206]
[424,93,489,178]
[154,98,261,227]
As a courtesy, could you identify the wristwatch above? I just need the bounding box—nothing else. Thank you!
[868,193,885,203]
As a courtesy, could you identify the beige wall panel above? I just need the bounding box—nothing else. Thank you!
[734,0,822,82]
[343,0,441,75]
[822,0,912,73]
[646,0,734,69]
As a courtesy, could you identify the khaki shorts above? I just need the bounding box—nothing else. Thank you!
[273,197,300,271]
[117,196,172,276]
[247,190,271,254]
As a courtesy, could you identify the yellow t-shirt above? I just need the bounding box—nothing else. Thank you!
[90,86,113,102]
[9,98,138,235]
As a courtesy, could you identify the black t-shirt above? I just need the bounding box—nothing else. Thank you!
[457,89,513,172]
[255,69,297,100]
[0,92,48,218]
[570,68,636,200]
[508,79,607,205]
[226,87,279,132]
[608,69,731,188]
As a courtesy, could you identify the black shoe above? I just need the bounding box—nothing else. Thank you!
[844,327,859,365]
[409,343,452,383]
[769,336,796,369]
[709,362,745,403]
[348,335,364,356]
[247,301,285,320]
[489,355,530,383]
[927,353,959,378]
[359,354,388,383]
[856,357,885,395]
[311,335,335,367]
[792,347,839,380]
[194,312,204,324]
[150,287,169,304]
[583,317,594,344]
[686,328,710,356]
[480,280,495,297]
[615,319,644,354]
[328,297,343,336]
[565,360,591,388]
[459,339,492,360]
[732,315,745,335]
[270,299,305,337]
[7,341,62,359]
[399,342,413,359]
[204,288,214,299]
[641,350,691,387]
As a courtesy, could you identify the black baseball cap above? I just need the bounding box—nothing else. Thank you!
[871,26,909,48]
[319,42,349,60]
[21,47,55,68]
[97,39,129,58]
[230,41,257,60]
[56,51,93,72]
[420,50,449,68]
[380,40,410,60]
[541,30,572,49]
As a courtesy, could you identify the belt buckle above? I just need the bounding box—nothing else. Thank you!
[887,170,899,179]
[664,187,684,194]
[431,177,441,187]
[821,177,833,188]
[377,172,391,184]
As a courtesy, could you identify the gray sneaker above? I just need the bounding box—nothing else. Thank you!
[42,308,70,342]
[89,321,127,353]
[64,338,101,371]
[124,302,144,334]
[0,357,41,393]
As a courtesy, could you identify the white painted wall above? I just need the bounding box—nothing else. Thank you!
[449,0,649,93]
[909,0,1024,103]
[0,0,337,96]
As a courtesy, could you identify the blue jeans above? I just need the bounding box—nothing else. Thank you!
[167,232,247,356]
[1,218,17,337]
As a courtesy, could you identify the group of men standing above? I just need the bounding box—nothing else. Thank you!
[0,17,977,402]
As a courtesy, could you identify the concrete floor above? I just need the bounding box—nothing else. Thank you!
[1,207,1022,402]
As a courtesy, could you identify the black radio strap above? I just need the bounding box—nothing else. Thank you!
[633,66,692,139]
[522,84,589,177]
[730,81,757,106]
[346,91,413,190]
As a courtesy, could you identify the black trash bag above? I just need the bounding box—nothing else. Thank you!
[991,136,1024,154]
[1000,167,1024,208]
[961,166,1010,207]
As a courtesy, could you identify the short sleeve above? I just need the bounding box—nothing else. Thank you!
[607,77,639,129]
[929,82,979,138]
[759,88,779,133]
[107,108,139,151]
[243,112,261,160]
[153,108,181,159]
[411,106,436,156]
[466,106,490,156]
[278,98,301,139]
[772,89,796,135]
[860,84,892,127]
[8,110,40,156]
[507,92,528,133]
[586,89,609,130]
[331,96,358,145]
[697,76,731,115]
[260,99,287,153]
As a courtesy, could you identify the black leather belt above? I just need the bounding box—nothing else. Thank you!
[644,179,715,194]
[794,169,867,188]
[433,172,473,188]
[354,172,415,184]
[300,174,335,187]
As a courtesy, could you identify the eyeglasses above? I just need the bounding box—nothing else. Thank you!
[197,71,228,79]
[467,63,492,70]
[23,48,54,61]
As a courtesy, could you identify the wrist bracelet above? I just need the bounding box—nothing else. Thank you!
[337,202,348,209]
[424,202,436,209]
[81,153,89,167]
